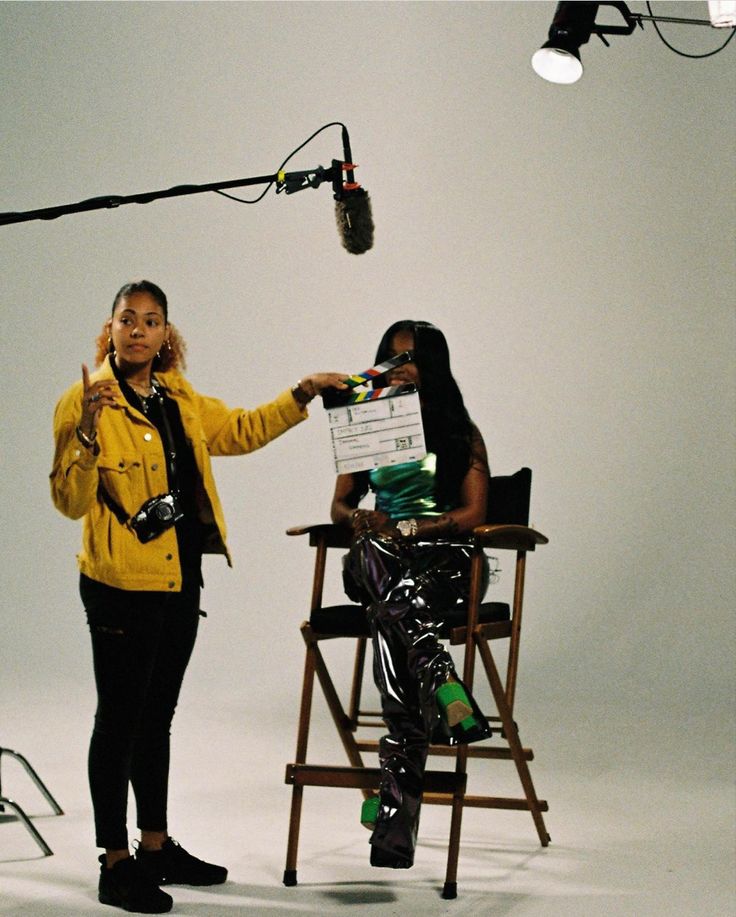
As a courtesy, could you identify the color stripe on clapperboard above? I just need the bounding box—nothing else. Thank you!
[344,351,411,389]
[343,384,408,404]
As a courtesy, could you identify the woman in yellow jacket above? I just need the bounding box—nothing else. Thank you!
[50,279,346,914]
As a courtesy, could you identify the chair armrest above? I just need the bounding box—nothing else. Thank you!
[287,523,548,551]
[286,524,326,536]
[472,524,548,551]
[286,523,353,549]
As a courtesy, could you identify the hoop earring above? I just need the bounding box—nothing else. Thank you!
[107,335,113,354]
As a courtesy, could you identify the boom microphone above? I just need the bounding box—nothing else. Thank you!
[0,121,375,255]
[335,186,374,255]
[334,126,374,255]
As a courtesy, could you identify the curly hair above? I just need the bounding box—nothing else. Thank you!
[94,321,187,371]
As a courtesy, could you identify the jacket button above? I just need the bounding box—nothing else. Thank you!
[144,433,153,442]
[74,449,81,457]
[119,461,125,468]
[151,463,158,471]
[166,554,173,561]
[168,581,175,589]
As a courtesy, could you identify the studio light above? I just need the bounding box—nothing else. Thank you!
[531,2,597,84]
[708,0,736,28]
[531,2,635,84]
[532,1,735,84]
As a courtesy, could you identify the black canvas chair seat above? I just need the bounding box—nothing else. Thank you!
[310,600,510,638]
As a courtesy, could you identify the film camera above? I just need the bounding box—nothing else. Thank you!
[130,491,184,543]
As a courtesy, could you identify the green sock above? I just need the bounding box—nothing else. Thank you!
[436,681,469,711]
[361,796,380,829]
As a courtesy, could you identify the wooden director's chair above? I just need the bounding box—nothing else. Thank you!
[283,467,550,899]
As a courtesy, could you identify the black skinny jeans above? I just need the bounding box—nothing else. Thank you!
[80,574,201,850]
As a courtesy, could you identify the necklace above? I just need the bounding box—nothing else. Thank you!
[127,378,158,414]
[128,380,154,397]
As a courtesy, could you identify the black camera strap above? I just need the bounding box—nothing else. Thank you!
[151,380,178,486]
[98,482,130,526]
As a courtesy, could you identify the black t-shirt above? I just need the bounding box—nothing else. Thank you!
[115,369,204,581]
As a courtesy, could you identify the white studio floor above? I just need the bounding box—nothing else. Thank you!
[1,679,734,917]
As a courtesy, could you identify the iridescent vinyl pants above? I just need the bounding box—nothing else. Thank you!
[343,533,491,868]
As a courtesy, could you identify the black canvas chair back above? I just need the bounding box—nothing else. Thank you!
[487,466,531,525]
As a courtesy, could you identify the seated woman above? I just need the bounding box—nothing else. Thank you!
[331,320,491,870]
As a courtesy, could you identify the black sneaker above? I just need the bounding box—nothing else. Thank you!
[98,854,173,914]
[136,837,228,886]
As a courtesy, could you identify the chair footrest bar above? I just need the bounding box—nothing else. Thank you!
[422,793,549,811]
[354,739,534,760]
[285,764,466,794]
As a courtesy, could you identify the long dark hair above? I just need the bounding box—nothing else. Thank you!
[374,320,478,509]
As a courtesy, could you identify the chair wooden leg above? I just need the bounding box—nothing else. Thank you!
[475,635,550,846]
[294,628,318,765]
[282,784,302,887]
[285,627,372,886]
[442,745,469,899]
[311,640,367,771]
[347,637,367,726]
[284,628,319,885]
[441,551,483,900]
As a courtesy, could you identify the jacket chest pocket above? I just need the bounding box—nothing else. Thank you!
[98,452,141,515]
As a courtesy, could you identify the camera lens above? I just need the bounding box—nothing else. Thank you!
[155,501,174,521]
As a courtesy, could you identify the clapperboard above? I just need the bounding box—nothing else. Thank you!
[323,352,427,474]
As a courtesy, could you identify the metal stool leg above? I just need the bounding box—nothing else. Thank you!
[0,746,64,857]
[0,795,54,856]
[0,748,64,815]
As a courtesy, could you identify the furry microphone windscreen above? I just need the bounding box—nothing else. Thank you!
[335,187,374,254]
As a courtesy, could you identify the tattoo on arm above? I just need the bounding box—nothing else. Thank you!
[438,514,460,536]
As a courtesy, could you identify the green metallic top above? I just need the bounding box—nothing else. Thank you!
[369,453,442,519]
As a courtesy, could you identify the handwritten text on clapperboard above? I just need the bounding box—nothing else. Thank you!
[326,386,426,474]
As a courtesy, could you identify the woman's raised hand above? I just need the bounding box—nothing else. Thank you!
[79,363,118,438]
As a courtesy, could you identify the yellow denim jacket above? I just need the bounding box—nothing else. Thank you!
[50,356,307,592]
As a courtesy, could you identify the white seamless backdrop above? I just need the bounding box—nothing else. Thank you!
[0,3,734,915]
